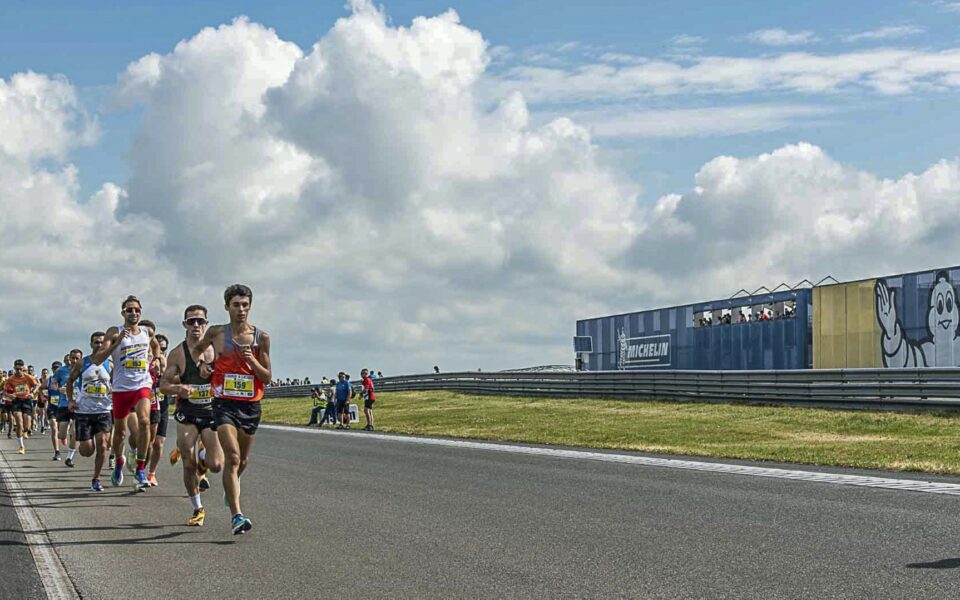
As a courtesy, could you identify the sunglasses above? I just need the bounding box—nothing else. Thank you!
[184,318,208,326]
[125,307,141,314]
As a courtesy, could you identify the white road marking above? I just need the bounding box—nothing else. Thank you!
[0,448,80,600]
[261,424,960,496]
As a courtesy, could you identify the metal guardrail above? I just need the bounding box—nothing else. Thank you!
[264,368,960,411]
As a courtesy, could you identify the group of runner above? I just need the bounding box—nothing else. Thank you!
[1,284,272,535]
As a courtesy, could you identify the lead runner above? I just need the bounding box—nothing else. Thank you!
[193,284,272,535]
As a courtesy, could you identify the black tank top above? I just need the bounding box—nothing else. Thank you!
[181,341,207,386]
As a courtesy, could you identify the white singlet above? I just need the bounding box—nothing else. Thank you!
[76,357,112,414]
[110,324,153,392]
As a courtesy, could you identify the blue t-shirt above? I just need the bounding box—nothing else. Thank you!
[50,365,72,407]
[335,380,351,402]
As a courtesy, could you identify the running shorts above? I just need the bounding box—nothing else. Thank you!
[55,406,75,422]
[1,403,11,414]
[212,399,261,435]
[155,397,169,437]
[13,399,32,413]
[364,397,375,410]
[174,405,215,432]
[75,413,112,442]
[112,388,151,420]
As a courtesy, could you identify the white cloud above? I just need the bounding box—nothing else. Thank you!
[842,25,924,43]
[745,29,818,46]
[628,143,960,297]
[553,104,831,139]
[493,48,960,102]
[672,34,705,46]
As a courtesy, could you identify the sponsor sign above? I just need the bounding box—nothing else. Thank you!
[617,331,671,369]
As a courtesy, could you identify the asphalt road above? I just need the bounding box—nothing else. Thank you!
[3,425,960,599]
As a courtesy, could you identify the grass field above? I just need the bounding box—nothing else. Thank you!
[262,391,960,474]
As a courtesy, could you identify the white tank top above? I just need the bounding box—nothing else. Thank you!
[111,324,153,392]
[76,357,112,414]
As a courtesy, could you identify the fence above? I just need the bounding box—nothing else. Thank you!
[263,368,960,411]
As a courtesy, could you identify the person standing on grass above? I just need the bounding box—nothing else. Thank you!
[361,368,375,431]
[307,384,326,426]
[335,372,351,429]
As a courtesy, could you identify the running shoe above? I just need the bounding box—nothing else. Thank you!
[17,446,24,454]
[111,461,124,487]
[169,447,181,465]
[52,451,61,461]
[65,457,74,468]
[231,513,252,535]
[147,472,158,487]
[198,474,210,492]
[135,468,148,486]
[91,479,104,492]
[187,507,205,527]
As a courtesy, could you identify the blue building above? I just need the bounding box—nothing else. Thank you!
[575,289,813,371]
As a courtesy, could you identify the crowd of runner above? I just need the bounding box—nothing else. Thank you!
[0,284,272,536]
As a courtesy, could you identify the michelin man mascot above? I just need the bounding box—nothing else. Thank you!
[874,272,960,367]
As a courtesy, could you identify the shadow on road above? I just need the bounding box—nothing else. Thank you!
[906,558,960,569]
[0,530,235,547]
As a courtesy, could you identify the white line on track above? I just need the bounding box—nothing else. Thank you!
[261,424,960,496]
[0,449,80,600]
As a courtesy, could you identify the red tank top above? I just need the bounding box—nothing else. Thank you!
[211,325,264,402]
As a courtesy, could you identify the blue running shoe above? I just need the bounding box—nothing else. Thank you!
[91,479,104,492]
[135,468,148,486]
[112,462,124,487]
[231,514,252,535]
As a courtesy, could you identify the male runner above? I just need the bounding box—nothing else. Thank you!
[161,305,224,526]
[46,361,63,458]
[25,365,37,435]
[37,367,50,434]
[67,332,113,491]
[0,369,11,437]
[51,352,81,464]
[193,284,271,535]
[147,333,170,486]
[4,360,40,454]
[92,295,162,488]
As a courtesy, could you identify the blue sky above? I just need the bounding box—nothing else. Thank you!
[3,0,958,204]
[2,1,960,375]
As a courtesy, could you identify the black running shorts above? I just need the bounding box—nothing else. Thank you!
[13,399,32,413]
[55,406,75,422]
[75,413,112,442]
[212,399,261,435]
[174,405,215,432]
[155,397,170,437]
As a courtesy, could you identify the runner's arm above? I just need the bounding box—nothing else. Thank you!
[90,327,120,365]
[159,346,190,399]
[242,331,272,384]
[65,363,82,409]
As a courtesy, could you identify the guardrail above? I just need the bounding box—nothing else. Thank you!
[263,368,960,411]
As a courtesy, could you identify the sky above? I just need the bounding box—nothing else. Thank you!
[1,0,959,377]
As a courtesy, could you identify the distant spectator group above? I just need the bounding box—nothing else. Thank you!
[305,369,379,431]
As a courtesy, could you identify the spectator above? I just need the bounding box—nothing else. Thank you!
[306,385,326,426]
[361,368,375,431]
[304,376,311,385]
[335,372,351,429]
[433,365,440,374]
[377,371,383,378]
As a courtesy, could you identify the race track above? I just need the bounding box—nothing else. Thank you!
[2,425,960,599]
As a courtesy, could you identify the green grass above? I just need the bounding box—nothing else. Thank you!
[262,391,960,474]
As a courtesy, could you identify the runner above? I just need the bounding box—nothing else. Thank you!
[51,352,81,464]
[0,369,11,437]
[122,319,160,477]
[25,365,37,435]
[146,332,170,486]
[37,367,50,434]
[160,305,224,526]
[91,295,162,488]
[4,360,40,454]
[193,284,272,535]
[46,361,63,459]
[66,332,113,491]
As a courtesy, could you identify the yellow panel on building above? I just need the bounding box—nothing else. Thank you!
[813,280,882,368]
